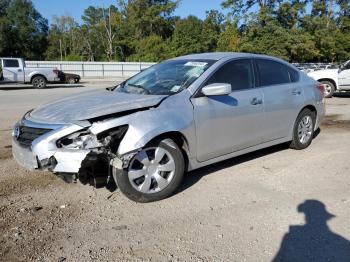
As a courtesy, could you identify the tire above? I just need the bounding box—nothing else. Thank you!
[321,80,335,98]
[32,76,47,89]
[290,109,316,150]
[74,78,80,83]
[67,77,75,84]
[113,138,185,203]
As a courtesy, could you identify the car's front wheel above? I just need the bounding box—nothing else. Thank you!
[113,138,185,203]
[290,109,316,150]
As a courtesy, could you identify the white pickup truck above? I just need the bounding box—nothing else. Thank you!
[0,58,60,88]
[308,60,350,98]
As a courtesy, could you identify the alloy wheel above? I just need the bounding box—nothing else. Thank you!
[297,115,313,144]
[34,78,45,88]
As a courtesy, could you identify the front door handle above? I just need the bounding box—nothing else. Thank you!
[251,97,263,105]
[292,89,301,95]
[18,69,23,72]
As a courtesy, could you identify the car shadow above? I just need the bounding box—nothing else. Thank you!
[0,84,84,90]
[272,200,350,262]
[334,92,350,98]
[175,143,289,195]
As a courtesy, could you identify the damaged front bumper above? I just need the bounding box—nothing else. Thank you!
[12,135,91,173]
[11,119,91,173]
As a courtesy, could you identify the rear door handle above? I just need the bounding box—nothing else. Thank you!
[251,97,263,105]
[292,89,301,95]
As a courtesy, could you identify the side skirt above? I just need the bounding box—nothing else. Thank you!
[187,137,290,171]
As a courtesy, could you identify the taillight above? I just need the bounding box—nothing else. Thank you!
[316,83,325,95]
[53,69,59,76]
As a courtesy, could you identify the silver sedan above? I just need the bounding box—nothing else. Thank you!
[12,53,325,202]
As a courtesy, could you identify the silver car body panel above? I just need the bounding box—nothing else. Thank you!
[12,52,325,175]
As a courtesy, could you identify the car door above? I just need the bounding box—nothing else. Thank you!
[2,59,24,82]
[255,59,305,141]
[191,59,265,162]
[338,62,350,89]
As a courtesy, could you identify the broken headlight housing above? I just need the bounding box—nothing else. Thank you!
[57,125,129,151]
[57,130,103,150]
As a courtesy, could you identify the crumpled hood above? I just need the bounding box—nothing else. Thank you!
[29,90,167,123]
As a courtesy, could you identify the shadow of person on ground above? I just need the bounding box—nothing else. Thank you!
[273,200,350,262]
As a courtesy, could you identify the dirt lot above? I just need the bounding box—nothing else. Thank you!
[0,85,349,261]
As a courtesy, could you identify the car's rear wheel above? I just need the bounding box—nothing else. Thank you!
[32,76,47,89]
[67,77,75,84]
[320,80,335,98]
[113,138,185,203]
[290,109,316,150]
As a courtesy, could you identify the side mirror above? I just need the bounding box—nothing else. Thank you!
[202,83,232,96]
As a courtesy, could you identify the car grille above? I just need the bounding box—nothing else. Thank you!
[17,126,52,148]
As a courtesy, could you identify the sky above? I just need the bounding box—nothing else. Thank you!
[31,0,227,25]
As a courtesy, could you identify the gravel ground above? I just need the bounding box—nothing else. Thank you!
[0,84,349,261]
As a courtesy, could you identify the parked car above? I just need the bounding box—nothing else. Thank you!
[12,53,325,202]
[0,58,60,88]
[58,70,81,84]
[308,60,350,98]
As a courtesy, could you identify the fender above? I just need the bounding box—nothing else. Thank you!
[118,91,196,156]
[89,90,197,157]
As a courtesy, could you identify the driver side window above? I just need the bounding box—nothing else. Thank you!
[205,59,254,91]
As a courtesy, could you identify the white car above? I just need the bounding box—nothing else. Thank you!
[0,58,60,88]
[308,60,350,98]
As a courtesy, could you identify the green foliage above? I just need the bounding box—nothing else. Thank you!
[1,0,350,63]
[127,35,171,62]
[171,16,205,56]
[217,23,240,52]
[0,0,48,59]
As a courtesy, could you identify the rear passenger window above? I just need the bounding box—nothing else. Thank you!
[205,59,254,91]
[4,59,19,68]
[256,59,290,86]
[288,67,300,83]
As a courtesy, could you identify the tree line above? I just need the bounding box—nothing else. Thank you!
[0,0,349,63]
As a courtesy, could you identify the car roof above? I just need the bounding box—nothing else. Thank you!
[174,52,279,60]
[171,52,285,62]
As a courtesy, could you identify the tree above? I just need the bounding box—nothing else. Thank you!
[45,15,81,60]
[171,16,205,56]
[118,0,179,39]
[127,35,171,62]
[202,10,224,52]
[0,0,48,59]
[82,5,123,61]
[217,22,241,52]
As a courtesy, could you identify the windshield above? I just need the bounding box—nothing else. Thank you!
[115,59,215,95]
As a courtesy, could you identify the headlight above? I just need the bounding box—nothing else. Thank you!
[57,130,102,150]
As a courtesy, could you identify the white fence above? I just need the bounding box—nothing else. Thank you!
[26,61,156,78]
[25,60,338,78]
